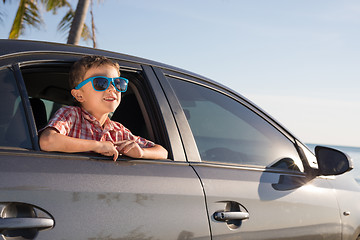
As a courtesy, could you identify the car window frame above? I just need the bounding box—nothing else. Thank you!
[156,67,310,173]
[152,67,201,162]
[9,63,39,150]
[0,53,185,162]
[0,64,36,150]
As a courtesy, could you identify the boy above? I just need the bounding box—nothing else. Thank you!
[39,55,168,160]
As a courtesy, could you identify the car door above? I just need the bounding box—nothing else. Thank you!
[156,68,342,240]
[0,60,211,240]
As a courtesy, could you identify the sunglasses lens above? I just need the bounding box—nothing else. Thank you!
[93,77,109,91]
[114,78,128,92]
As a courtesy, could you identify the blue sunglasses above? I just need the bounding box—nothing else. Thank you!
[74,76,129,92]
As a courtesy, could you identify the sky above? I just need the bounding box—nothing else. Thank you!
[1,0,360,147]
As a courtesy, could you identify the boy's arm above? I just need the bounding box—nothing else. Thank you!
[115,140,168,160]
[39,128,119,160]
[142,144,168,159]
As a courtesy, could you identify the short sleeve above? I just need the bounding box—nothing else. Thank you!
[45,106,80,135]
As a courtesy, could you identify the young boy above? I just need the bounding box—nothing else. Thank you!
[39,55,168,161]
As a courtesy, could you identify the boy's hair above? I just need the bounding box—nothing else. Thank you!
[69,55,120,89]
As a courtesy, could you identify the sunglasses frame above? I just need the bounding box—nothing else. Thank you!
[74,76,129,92]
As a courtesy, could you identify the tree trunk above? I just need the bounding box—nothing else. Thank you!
[67,0,90,45]
[90,2,96,48]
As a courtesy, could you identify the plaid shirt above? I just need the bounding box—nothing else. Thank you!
[45,106,155,148]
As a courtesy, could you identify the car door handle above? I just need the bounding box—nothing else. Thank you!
[213,211,250,221]
[0,217,54,230]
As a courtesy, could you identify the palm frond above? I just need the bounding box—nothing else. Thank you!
[9,0,42,39]
[0,8,4,23]
[9,0,39,38]
[57,8,72,39]
[58,8,90,43]
[42,0,71,14]
[81,23,91,42]
[1,0,9,23]
[23,1,42,25]
[90,3,96,48]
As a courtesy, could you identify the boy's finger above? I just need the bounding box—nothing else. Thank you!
[113,148,119,161]
[122,142,134,152]
[116,141,134,153]
[123,142,140,154]
[114,141,127,152]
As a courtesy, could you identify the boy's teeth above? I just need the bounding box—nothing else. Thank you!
[104,97,116,101]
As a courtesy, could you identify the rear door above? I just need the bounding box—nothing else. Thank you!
[0,57,210,240]
[156,68,342,240]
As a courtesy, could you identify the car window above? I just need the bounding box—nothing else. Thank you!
[168,77,304,171]
[0,68,32,149]
[21,63,160,152]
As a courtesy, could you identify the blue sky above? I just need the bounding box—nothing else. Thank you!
[1,0,360,147]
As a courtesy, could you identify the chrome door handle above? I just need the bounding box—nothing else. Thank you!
[0,217,54,230]
[213,211,250,221]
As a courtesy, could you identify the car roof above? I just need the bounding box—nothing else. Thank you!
[0,39,199,78]
[0,39,147,62]
[0,39,240,101]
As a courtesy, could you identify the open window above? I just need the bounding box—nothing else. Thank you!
[21,61,160,156]
[0,67,32,149]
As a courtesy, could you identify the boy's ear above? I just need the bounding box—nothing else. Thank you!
[71,89,84,102]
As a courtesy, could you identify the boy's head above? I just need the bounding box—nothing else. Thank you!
[69,55,120,89]
[70,55,124,119]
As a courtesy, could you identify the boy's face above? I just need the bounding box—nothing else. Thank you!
[72,64,121,118]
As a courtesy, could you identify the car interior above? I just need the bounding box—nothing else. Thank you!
[20,62,155,147]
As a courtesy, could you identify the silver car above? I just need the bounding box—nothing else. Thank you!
[0,39,358,240]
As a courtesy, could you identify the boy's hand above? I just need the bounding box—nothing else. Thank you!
[115,140,144,159]
[94,141,119,161]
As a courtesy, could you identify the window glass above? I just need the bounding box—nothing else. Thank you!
[42,99,56,120]
[168,77,303,171]
[0,69,32,148]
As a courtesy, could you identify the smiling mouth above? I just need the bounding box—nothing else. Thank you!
[103,97,117,101]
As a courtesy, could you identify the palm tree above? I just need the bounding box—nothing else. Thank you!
[57,1,92,45]
[4,0,95,46]
[67,0,90,45]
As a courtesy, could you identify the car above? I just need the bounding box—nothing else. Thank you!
[0,39,359,240]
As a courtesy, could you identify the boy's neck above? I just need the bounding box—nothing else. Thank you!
[96,114,109,127]
[81,106,109,127]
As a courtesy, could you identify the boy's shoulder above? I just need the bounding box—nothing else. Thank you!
[57,105,81,113]
[43,106,82,133]
[52,106,82,119]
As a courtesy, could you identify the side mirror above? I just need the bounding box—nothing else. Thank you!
[315,146,353,176]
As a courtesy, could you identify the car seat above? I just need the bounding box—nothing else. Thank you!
[29,98,47,131]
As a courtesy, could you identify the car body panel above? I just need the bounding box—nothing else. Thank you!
[0,150,210,239]
[327,172,360,240]
[191,164,341,239]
